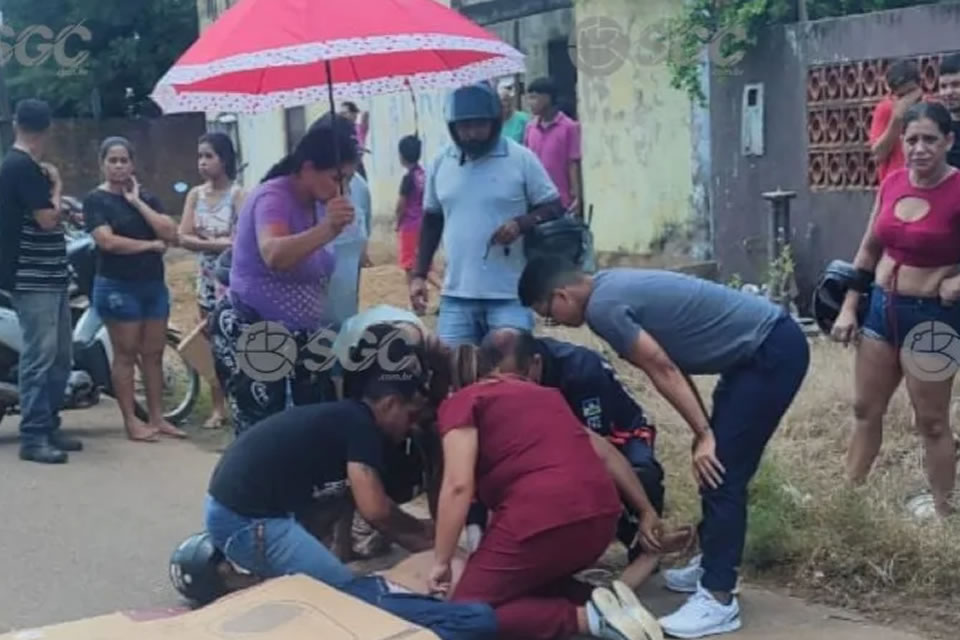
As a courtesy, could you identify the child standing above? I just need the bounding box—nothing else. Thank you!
[395,136,440,292]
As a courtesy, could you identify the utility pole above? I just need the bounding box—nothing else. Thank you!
[797,0,809,23]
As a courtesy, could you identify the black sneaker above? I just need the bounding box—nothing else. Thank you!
[20,443,68,464]
[49,432,83,452]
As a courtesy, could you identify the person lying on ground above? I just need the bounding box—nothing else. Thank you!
[204,327,435,589]
[477,328,695,588]
[429,370,660,640]
[518,256,810,640]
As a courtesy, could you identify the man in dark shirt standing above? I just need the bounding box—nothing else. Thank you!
[0,99,82,463]
[938,53,960,169]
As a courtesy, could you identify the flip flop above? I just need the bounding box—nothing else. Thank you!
[591,586,653,640]
[612,580,664,640]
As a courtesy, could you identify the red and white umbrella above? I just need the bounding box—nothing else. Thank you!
[151,0,525,114]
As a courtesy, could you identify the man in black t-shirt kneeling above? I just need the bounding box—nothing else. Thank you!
[204,325,435,588]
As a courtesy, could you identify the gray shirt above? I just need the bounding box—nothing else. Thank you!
[585,269,784,375]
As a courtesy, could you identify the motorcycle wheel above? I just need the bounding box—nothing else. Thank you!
[133,331,200,425]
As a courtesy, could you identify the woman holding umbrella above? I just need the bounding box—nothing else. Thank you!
[209,114,357,435]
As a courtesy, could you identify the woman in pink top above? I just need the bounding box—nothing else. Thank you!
[832,102,960,516]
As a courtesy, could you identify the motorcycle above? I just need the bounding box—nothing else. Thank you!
[0,209,200,425]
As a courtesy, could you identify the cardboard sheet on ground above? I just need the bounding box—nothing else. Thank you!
[0,575,440,640]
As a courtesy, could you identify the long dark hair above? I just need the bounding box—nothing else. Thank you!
[261,113,357,183]
[903,101,953,136]
[199,132,238,181]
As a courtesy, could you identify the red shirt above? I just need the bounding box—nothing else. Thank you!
[872,168,960,267]
[523,112,581,209]
[437,376,621,540]
[869,97,906,183]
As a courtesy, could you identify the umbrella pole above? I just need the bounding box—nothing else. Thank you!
[325,58,344,195]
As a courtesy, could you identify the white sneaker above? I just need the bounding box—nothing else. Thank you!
[658,585,742,639]
[589,586,655,640]
[663,555,741,595]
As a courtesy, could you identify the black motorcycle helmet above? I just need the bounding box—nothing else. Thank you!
[446,82,503,161]
[169,532,228,606]
[811,259,869,335]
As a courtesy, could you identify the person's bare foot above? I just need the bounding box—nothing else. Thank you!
[153,420,188,439]
[125,418,160,442]
[203,412,226,430]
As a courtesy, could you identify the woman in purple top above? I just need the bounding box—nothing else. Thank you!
[209,115,358,435]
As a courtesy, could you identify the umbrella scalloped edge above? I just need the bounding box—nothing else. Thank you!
[162,33,524,85]
[151,56,526,114]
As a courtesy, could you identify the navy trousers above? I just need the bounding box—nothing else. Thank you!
[699,314,810,592]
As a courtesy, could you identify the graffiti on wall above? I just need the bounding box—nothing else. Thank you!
[806,54,944,191]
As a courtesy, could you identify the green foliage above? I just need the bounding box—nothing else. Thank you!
[2,0,199,117]
[743,460,806,570]
[663,0,944,104]
[766,241,796,309]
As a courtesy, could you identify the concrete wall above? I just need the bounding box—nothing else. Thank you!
[710,3,960,301]
[50,115,207,216]
[574,0,701,260]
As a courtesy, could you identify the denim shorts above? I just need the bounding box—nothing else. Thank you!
[436,296,534,347]
[862,285,960,345]
[92,276,170,322]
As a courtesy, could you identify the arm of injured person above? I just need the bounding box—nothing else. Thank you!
[347,462,434,553]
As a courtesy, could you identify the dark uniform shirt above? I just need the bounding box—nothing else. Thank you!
[536,337,654,447]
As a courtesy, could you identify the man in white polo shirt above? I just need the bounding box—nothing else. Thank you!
[409,82,563,347]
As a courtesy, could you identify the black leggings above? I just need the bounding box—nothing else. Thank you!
[208,295,336,436]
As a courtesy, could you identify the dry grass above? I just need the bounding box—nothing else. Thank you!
[164,245,960,637]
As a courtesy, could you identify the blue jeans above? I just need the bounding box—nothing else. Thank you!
[699,314,810,592]
[204,494,355,588]
[436,296,534,347]
[342,576,497,640]
[12,290,72,447]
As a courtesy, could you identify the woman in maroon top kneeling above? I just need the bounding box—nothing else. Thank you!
[427,368,659,640]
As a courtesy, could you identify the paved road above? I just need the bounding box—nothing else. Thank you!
[0,402,931,639]
[0,401,216,632]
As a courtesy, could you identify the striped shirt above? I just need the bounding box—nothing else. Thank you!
[0,149,68,292]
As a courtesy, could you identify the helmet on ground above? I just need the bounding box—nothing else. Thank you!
[445,83,503,158]
[169,532,228,606]
[811,259,868,335]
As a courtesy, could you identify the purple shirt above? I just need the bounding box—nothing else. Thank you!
[229,176,335,331]
[524,112,581,209]
[397,165,425,232]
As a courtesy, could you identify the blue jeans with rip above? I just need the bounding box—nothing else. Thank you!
[12,290,72,448]
[204,494,356,588]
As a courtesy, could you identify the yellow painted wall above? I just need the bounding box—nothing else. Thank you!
[575,0,694,256]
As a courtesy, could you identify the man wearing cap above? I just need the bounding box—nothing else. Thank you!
[409,82,564,347]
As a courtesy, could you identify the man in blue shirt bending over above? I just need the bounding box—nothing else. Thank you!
[517,256,810,640]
